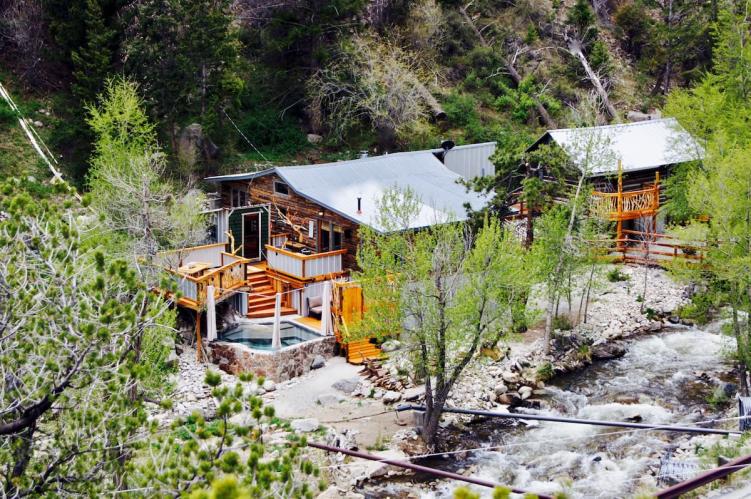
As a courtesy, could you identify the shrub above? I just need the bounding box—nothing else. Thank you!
[443,92,479,128]
[0,100,16,127]
[606,268,630,282]
[677,292,713,325]
[553,315,573,330]
[536,361,554,381]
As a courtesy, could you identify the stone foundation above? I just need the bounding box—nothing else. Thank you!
[210,336,337,382]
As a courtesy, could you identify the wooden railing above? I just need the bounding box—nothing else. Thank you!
[165,251,250,309]
[591,186,660,221]
[271,233,289,248]
[590,230,705,267]
[265,244,346,280]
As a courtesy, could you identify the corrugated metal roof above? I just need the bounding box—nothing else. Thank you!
[442,142,496,179]
[531,118,703,176]
[206,151,489,232]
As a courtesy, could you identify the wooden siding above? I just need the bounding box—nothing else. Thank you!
[221,174,361,270]
[227,205,269,260]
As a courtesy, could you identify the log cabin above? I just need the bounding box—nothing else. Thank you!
[525,117,704,237]
[199,145,491,319]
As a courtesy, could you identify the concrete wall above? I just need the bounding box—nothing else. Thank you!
[210,336,337,382]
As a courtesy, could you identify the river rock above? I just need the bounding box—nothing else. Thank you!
[518,386,533,400]
[291,418,320,433]
[311,355,326,369]
[497,393,521,406]
[316,393,343,406]
[380,339,401,352]
[591,341,627,360]
[494,383,509,396]
[501,371,519,384]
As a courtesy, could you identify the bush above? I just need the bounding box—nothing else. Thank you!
[553,315,573,330]
[237,87,308,156]
[443,92,479,128]
[536,362,554,381]
[677,292,713,325]
[606,268,630,282]
[0,100,16,127]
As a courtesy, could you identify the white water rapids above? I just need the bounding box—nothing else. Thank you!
[433,328,738,498]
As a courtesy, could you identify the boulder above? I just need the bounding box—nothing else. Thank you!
[497,393,521,406]
[307,133,323,144]
[591,342,627,360]
[262,380,276,392]
[402,385,424,401]
[382,391,402,404]
[380,340,401,352]
[332,377,361,394]
[501,371,519,384]
[494,383,509,396]
[177,123,219,163]
[316,393,344,406]
[311,355,326,369]
[291,418,320,433]
[518,386,533,400]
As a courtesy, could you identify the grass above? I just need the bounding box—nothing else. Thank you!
[606,267,630,282]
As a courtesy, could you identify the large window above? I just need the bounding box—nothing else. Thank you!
[319,221,343,252]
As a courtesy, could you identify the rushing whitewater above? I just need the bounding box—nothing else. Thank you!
[436,328,737,498]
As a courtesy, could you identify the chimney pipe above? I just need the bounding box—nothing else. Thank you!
[357,197,362,214]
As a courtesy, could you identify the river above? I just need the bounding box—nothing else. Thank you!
[431,327,738,498]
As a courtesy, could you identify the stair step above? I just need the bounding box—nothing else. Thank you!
[247,306,296,319]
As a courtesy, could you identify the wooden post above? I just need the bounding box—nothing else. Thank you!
[616,160,624,253]
[652,171,660,239]
[196,310,203,362]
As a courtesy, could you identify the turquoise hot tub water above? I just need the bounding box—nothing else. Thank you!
[221,321,321,351]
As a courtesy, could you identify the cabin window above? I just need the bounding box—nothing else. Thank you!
[231,188,247,207]
[274,181,290,196]
[319,222,343,252]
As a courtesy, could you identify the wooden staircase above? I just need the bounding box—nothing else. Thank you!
[345,339,384,365]
[246,271,296,319]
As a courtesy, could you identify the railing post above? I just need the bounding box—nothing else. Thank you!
[616,160,624,253]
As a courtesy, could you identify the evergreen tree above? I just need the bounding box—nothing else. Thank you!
[123,0,243,145]
[71,0,116,103]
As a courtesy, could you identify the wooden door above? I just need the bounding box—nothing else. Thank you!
[242,212,261,261]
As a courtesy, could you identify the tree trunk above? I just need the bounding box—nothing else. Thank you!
[568,39,618,120]
[421,389,448,449]
[460,5,556,128]
[7,421,36,495]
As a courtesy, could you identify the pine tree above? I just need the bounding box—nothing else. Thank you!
[71,0,116,103]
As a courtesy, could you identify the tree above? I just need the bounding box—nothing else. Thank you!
[70,0,116,104]
[353,188,531,448]
[0,179,175,495]
[123,0,243,146]
[86,78,207,263]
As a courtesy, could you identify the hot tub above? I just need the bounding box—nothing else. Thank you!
[221,321,321,351]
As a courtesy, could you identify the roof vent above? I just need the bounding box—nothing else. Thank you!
[357,197,362,214]
[440,140,455,151]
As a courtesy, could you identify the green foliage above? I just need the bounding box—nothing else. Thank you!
[124,0,243,137]
[567,0,597,44]
[444,92,479,128]
[0,99,15,127]
[70,0,115,104]
[663,161,702,223]
[0,177,175,495]
[236,85,308,156]
[614,2,654,60]
[553,315,573,331]
[495,77,562,124]
[536,362,554,381]
[354,188,534,445]
[707,385,730,409]
[676,292,714,325]
[606,268,630,282]
[589,40,611,75]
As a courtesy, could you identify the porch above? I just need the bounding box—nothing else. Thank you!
[264,233,347,282]
[156,243,251,311]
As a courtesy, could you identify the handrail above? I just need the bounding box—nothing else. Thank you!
[156,242,226,257]
[592,186,658,198]
[265,244,347,261]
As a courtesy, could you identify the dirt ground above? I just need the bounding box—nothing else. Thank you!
[264,356,409,448]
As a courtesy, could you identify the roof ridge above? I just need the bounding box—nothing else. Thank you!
[548,117,678,134]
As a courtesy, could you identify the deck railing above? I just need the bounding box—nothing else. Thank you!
[164,251,250,309]
[265,244,345,280]
[590,186,660,221]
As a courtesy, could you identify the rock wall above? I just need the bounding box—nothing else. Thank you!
[210,336,337,382]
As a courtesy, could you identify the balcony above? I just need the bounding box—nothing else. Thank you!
[591,185,660,222]
[265,235,346,281]
[156,243,251,310]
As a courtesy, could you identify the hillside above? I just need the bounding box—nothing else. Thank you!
[0,0,714,184]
